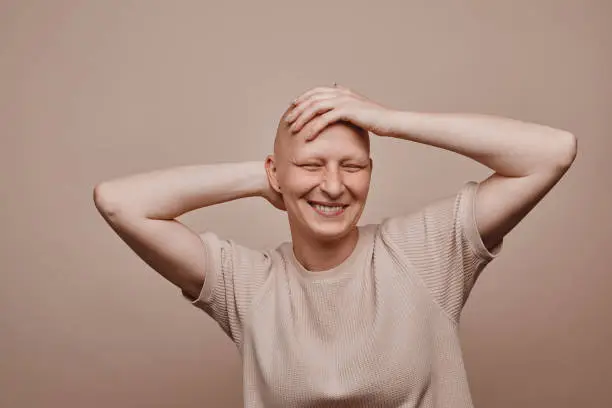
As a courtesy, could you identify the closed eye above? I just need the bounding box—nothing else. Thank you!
[299,164,365,172]
[300,164,322,171]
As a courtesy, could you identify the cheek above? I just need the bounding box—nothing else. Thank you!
[346,174,371,198]
[282,172,319,196]
[282,170,371,199]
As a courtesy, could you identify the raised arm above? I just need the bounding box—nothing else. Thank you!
[285,85,577,253]
[93,161,274,300]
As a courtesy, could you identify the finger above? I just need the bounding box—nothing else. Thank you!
[293,86,350,109]
[290,97,341,133]
[333,83,358,98]
[292,86,340,107]
[286,92,336,124]
[303,109,346,142]
[291,87,328,105]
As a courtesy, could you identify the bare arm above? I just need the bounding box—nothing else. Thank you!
[383,111,577,177]
[93,161,270,299]
[285,85,577,252]
[382,111,577,250]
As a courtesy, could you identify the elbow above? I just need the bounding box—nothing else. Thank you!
[93,182,125,219]
[94,182,145,221]
[557,131,578,169]
[547,130,577,171]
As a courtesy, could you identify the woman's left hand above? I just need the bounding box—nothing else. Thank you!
[284,84,398,141]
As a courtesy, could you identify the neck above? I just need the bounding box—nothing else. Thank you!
[291,226,359,272]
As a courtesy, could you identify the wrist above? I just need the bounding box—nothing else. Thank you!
[250,161,269,199]
[378,109,405,138]
[383,110,421,140]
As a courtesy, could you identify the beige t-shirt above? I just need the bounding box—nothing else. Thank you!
[186,181,503,407]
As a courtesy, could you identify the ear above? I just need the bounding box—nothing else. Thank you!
[264,154,282,193]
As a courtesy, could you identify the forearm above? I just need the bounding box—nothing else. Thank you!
[384,111,577,176]
[94,161,267,220]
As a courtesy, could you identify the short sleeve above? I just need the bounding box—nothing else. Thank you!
[380,181,503,323]
[182,231,272,348]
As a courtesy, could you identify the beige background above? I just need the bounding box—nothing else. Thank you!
[1,0,610,407]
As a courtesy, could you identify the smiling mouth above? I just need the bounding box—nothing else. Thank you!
[307,201,349,216]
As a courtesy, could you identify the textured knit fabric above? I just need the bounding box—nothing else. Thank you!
[186,181,503,407]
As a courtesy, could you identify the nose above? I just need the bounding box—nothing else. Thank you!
[319,166,345,198]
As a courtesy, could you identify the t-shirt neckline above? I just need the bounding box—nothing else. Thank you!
[288,226,366,282]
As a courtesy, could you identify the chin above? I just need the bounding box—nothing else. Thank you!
[310,224,350,240]
[302,203,358,240]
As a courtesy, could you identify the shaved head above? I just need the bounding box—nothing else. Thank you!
[264,103,374,250]
[273,105,370,162]
[273,105,296,159]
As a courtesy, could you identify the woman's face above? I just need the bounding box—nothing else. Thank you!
[268,121,373,243]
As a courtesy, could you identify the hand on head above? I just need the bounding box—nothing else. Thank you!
[263,84,377,223]
[283,84,395,141]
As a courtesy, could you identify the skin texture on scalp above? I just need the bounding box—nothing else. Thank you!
[273,105,370,162]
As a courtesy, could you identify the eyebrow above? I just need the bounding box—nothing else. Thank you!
[293,155,369,163]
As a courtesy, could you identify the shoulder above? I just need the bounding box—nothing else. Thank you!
[378,182,476,236]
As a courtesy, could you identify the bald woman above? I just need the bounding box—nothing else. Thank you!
[94,84,576,407]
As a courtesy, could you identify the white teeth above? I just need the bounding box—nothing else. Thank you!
[312,204,344,213]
